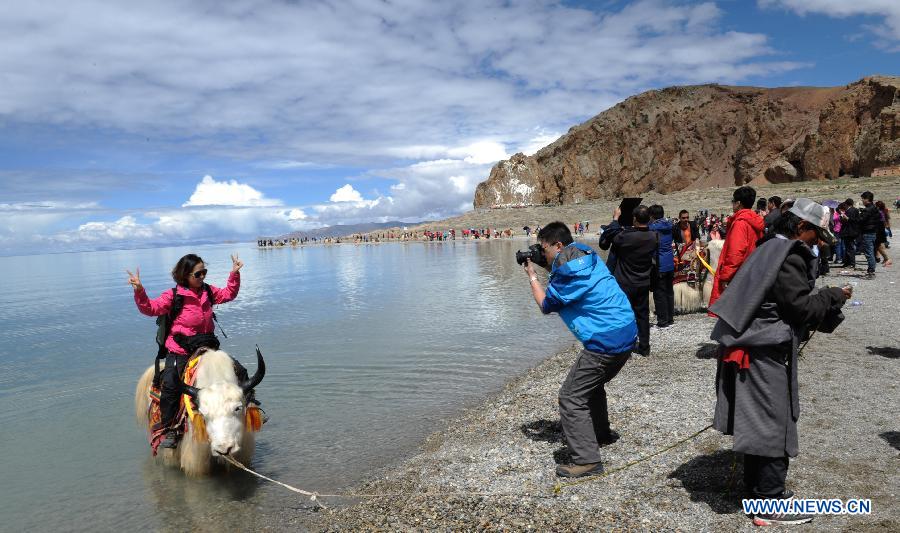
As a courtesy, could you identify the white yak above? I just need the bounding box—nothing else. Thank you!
[649,238,724,315]
[135,348,265,476]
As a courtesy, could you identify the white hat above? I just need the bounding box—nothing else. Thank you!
[789,198,835,243]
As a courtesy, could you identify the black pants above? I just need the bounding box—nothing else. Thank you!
[744,454,789,497]
[652,271,675,327]
[159,354,189,428]
[818,244,831,275]
[622,284,650,352]
[158,353,250,428]
[842,236,857,267]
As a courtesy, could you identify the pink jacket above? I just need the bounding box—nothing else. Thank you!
[134,271,240,355]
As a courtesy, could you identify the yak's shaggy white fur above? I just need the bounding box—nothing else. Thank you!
[135,350,255,477]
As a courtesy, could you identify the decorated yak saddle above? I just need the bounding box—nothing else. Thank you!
[145,353,264,456]
[674,241,711,286]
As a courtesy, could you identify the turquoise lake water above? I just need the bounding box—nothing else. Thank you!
[0,240,576,530]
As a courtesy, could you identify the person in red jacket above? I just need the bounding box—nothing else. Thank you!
[708,186,765,312]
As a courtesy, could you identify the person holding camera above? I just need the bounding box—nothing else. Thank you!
[598,204,657,356]
[708,199,850,526]
[521,222,637,478]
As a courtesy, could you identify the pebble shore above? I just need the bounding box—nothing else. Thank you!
[270,262,899,531]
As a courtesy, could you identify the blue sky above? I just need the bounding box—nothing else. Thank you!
[1,0,898,254]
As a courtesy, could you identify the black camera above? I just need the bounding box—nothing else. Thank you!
[516,243,548,267]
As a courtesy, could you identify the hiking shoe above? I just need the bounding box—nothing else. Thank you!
[556,462,604,478]
[636,346,651,357]
[160,430,180,449]
[744,489,794,501]
[752,511,813,526]
[597,429,620,447]
[865,272,876,279]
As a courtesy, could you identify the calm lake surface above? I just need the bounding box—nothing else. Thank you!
[0,240,578,531]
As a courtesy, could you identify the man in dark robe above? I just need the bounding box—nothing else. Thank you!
[709,198,850,526]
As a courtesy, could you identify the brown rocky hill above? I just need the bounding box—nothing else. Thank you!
[474,76,900,207]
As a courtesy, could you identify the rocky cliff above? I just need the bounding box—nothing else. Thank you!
[474,76,900,207]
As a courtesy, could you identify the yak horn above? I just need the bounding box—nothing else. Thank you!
[242,345,266,394]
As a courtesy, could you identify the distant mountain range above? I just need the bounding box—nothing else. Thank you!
[273,221,427,240]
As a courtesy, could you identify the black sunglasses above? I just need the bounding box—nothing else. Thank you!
[193,269,208,279]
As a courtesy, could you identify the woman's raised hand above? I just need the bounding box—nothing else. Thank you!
[126,267,142,291]
[231,253,244,273]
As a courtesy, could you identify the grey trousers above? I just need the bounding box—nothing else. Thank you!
[558,349,630,464]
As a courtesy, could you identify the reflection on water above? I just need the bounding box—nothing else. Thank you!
[0,240,576,530]
[335,247,365,313]
[140,461,261,532]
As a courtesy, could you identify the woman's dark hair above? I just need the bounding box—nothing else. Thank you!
[172,254,205,287]
[648,204,664,220]
[876,200,886,210]
[772,211,804,238]
[756,198,767,210]
[538,221,574,246]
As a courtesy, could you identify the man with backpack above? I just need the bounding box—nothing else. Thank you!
[128,253,243,448]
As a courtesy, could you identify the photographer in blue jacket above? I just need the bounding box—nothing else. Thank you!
[522,221,638,478]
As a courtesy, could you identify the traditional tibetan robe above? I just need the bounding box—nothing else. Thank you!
[710,237,844,457]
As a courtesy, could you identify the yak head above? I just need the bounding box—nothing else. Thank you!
[180,347,265,457]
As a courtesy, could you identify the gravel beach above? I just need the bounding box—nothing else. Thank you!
[267,259,900,531]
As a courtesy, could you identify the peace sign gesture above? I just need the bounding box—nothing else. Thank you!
[231,253,244,273]
[126,267,143,291]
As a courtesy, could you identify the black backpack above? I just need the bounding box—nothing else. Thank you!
[155,283,221,358]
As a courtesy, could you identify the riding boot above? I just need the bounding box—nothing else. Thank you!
[158,354,189,447]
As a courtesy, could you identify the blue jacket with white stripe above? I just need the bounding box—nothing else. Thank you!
[541,242,637,354]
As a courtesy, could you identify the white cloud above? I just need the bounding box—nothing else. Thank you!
[0,0,804,164]
[70,215,157,242]
[448,175,471,194]
[518,131,562,156]
[183,175,282,207]
[760,0,900,49]
[329,184,365,203]
[0,0,828,252]
[256,160,330,169]
[446,141,510,165]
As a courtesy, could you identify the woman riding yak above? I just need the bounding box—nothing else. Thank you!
[128,253,245,449]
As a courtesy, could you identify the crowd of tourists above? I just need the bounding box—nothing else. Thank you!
[522,185,890,526]
[257,236,341,246]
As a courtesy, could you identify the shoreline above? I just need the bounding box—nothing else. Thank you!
[269,174,900,245]
[274,263,900,531]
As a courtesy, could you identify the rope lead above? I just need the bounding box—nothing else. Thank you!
[224,424,714,507]
[223,455,326,509]
[553,424,713,493]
